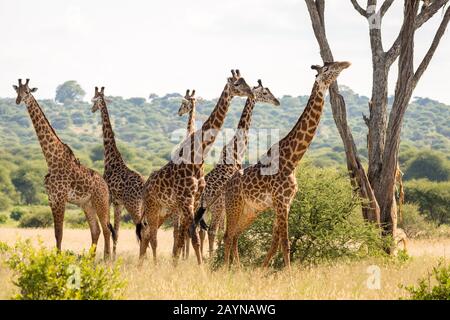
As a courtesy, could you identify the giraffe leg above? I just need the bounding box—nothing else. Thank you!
[138,195,161,266]
[208,200,225,258]
[92,193,112,261]
[175,206,202,265]
[184,231,190,259]
[208,217,219,258]
[232,235,240,269]
[262,221,280,268]
[148,213,160,264]
[50,201,66,251]
[224,231,233,268]
[277,205,291,270]
[199,228,205,258]
[82,203,101,253]
[112,203,123,259]
[172,213,180,257]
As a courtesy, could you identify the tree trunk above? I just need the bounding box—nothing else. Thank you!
[306,0,450,241]
[305,0,380,224]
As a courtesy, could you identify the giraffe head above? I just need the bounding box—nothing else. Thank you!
[252,79,280,106]
[12,79,38,105]
[311,61,351,88]
[91,86,107,113]
[226,69,255,99]
[178,89,196,116]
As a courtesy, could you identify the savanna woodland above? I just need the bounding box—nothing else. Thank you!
[1,0,449,301]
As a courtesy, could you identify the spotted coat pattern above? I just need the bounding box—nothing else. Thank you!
[137,70,254,266]
[13,79,112,259]
[222,62,352,269]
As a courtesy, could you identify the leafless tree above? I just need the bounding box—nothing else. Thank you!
[305,0,449,241]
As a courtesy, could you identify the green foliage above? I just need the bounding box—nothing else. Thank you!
[399,203,436,238]
[10,207,25,221]
[0,213,7,224]
[405,179,450,226]
[0,193,12,211]
[65,211,87,228]
[405,261,450,300]
[55,81,86,104]
[18,207,53,228]
[0,240,126,300]
[11,164,47,205]
[213,167,386,269]
[404,151,450,181]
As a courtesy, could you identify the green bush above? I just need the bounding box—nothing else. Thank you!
[399,203,436,238]
[404,151,450,182]
[0,193,12,211]
[65,211,87,228]
[10,207,26,221]
[0,240,125,300]
[405,261,450,300]
[405,179,450,226]
[213,167,386,269]
[0,213,7,224]
[18,207,53,228]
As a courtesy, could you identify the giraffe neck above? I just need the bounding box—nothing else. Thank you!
[174,84,232,166]
[199,84,232,155]
[186,105,196,136]
[99,102,125,167]
[219,97,256,166]
[23,95,67,167]
[271,81,326,172]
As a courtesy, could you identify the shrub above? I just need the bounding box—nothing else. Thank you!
[65,211,87,228]
[405,179,450,225]
[404,151,450,182]
[405,261,450,300]
[10,207,26,221]
[0,193,12,211]
[18,207,53,228]
[0,240,126,300]
[213,167,386,269]
[0,213,7,224]
[399,203,436,238]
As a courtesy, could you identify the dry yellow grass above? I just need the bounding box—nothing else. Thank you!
[0,227,449,300]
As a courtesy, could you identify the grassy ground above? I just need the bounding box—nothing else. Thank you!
[0,227,449,300]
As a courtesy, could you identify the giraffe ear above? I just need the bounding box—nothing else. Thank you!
[30,87,38,93]
[13,85,18,91]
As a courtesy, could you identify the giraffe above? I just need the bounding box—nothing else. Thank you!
[13,79,112,259]
[173,89,197,259]
[136,70,254,266]
[91,86,146,258]
[191,80,280,258]
[222,61,351,269]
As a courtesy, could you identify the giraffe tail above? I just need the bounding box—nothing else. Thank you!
[135,222,142,242]
[188,206,208,238]
[108,223,117,243]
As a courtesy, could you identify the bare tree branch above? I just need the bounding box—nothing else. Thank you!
[380,0,395,17]
[385,0,449,66]
[413,6,450,87]
[316,0,325,25]
[350,0,368,17]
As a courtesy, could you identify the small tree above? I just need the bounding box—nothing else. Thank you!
[404,151,450,181]
[55,81,86,104]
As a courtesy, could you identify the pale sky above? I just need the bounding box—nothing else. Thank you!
[1,0,449,103]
